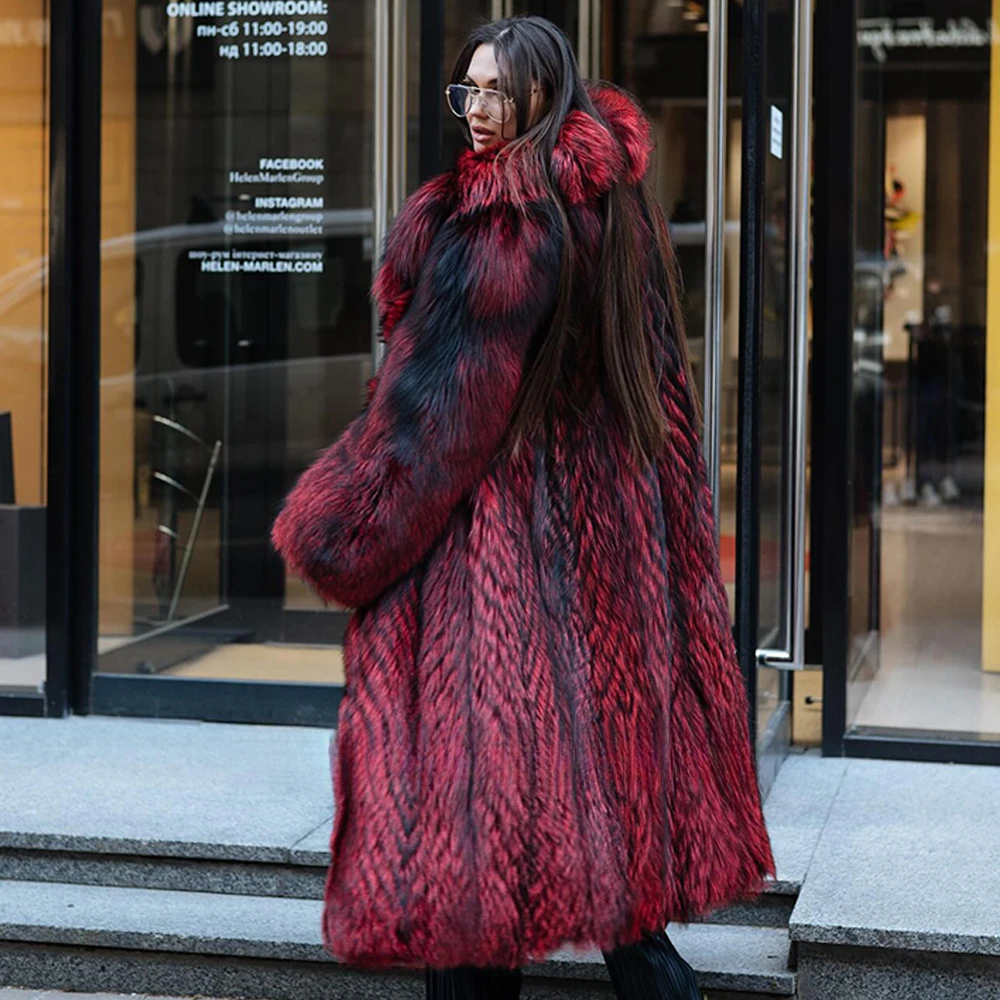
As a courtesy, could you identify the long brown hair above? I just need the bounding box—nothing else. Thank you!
[450,16,697,464]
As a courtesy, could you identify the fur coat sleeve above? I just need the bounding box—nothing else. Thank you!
[271,183,563,609]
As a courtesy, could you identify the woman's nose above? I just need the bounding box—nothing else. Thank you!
[466,92,489,119]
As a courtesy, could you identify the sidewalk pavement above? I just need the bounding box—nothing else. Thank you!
[0,992,244,1000]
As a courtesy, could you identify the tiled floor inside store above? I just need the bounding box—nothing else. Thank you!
[855,502,1000,735]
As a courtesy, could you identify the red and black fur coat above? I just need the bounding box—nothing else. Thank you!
[272,84,774,970]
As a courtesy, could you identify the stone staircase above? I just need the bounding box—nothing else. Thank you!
[788,757,1000,1000]
[0,877,796,999]
[0,716,805,999]
[4,716,998,999]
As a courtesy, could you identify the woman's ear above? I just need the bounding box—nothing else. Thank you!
[528,84,548,127]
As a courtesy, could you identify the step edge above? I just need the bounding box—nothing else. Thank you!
[0,844,804,896]
[789,921,1000,957]
[0,834,291,864]
[0,923,794,991]
[0,925,327,962]
[1,880,796,988]
[0,867,790,922]
[0,943,798,1000]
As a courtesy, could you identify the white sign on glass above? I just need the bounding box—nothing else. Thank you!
[770,106,783,161]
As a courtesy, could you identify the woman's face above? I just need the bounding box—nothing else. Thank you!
[463,44,543,152]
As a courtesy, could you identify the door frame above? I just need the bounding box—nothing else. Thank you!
[734,0,814,790]
[811,0,1000,766]
[811,0,856,758]
[42,0,102,718]
[734,0,767,758]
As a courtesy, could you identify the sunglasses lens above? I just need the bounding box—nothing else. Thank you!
[481,92,505,122]
[446,86,469,118]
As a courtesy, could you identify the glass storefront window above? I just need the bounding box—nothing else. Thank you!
[849,0,1000,738]
[97,0,377,682]
[0,0,49,692]
[95,1,492,692]
[616,0,742,603]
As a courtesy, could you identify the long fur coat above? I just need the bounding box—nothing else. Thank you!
[272,84,774,970]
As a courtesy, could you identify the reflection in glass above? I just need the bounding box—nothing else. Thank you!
[616,0,742,601]
[95,1,503,687]
[97,0,377,682]
[0,0,49,691]
[850,0,998,738]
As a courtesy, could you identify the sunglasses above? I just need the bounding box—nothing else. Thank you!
[445,83,515,124]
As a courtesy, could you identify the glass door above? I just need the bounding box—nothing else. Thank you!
[613,0,744,617]
[847,0,997,745]
[610,0,811,785]
[738,0,812,789]
[89,0,493,724]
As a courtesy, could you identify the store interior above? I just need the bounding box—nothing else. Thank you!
[850,4,1000,737]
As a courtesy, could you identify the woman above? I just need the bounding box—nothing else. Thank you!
[272,14,774,999]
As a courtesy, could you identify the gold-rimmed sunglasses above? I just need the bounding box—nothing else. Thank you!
[445,83,515,124]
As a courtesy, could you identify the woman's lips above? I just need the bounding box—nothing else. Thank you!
[471,127,494,142]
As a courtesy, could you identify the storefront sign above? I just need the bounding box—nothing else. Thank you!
[164,0,330,59]
[159,2,334,275]
[184,154,329,273]
[858,17,993,65]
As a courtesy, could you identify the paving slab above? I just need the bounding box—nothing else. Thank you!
[789,757,1000,955]
[288,820,332,868]
[762,751,847,892]
[0,992,246,1000]
[0,717,333,862]
[534,925,794,995]
[294,746,842,883]
[0,881,793,994]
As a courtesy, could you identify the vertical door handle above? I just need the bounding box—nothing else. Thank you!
[373,0,391,368]
[373,0,408,369]
[757,0,814,673]
[704,0,728,526]
[390,0,408,220]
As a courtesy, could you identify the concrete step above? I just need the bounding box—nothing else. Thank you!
[0,841,796,928]
[0,993,248,1000]
[0,847,328,902]
[789,759,1000,1000]
[0,880,796,998]
[0,992,248,1000]
[0,717,811,930]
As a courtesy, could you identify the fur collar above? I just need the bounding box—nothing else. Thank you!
[372,86,653,342]
[453,84,653,212]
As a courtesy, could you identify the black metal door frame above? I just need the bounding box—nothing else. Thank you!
[735,0,765,751]
[810,0,1000,765]
[810,0,856,755]
[40,0,102,719]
